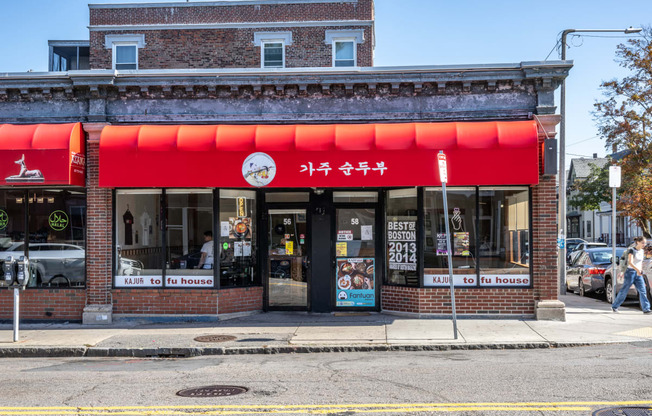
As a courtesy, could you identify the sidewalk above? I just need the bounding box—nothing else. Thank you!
[1,294,651,358]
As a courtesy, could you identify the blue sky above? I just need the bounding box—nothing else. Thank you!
[1,0,651,167]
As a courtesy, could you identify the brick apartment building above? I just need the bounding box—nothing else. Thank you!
[0,0,569,324]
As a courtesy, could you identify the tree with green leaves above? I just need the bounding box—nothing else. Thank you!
[568,163,610,211]
[590,26,652,238]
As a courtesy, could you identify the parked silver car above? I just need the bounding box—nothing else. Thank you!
[603,246,652,304]
[567,247,625,296]
[1,243,85,286]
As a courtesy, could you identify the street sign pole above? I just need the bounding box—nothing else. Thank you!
[438,151,458,339]
[609,166,621,307]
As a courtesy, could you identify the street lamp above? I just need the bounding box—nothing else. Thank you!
[558,27,642,295]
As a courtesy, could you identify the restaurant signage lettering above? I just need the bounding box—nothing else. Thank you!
[425,274,477,287]
[300,161,387,177]
[387,221,416,271]
[115,275,214,288]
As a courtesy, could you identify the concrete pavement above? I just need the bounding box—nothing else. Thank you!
[1,294,651,358]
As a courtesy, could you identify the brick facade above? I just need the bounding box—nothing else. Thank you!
[90,26,372,69]
[217,287,264,314]
[89,0,374,70]
[0,289,86,321]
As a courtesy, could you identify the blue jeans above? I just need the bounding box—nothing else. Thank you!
[613,268,651,312]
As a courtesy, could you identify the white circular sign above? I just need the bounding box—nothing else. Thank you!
[242,152,276,187]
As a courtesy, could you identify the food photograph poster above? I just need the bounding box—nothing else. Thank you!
[336,258,375,307]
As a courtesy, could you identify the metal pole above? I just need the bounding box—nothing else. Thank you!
[611,186,618,306]
[442,182,458,339]
[558,30,571,296]
[13,288,19,342]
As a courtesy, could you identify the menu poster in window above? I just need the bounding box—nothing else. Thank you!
[436,233,448,256]
[453,232,470,256]
[336,258,375,307]
[229,217,252,239]
[336,242,347,257]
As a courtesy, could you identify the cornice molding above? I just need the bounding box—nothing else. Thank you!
[90,20,373,31]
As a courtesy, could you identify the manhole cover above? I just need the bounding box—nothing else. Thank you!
[194,335,237,343]
[177,385,248,397]
[593,407,652,416]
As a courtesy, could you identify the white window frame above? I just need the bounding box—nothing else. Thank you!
[332,38,356,67]
[261,40,285,69]
[112,42,139,70]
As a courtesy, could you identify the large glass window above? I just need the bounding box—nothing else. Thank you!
[424,188,477,287]
[219,190,258,288]
[478,188,530,286]
[115,190,162,287]
[0,189,86,288]
[165,190,213,287]
[385,188,418,286]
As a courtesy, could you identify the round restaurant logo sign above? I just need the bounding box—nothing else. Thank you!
[0,209,7,230]
[49,210,69,231]
[242,152,276,187]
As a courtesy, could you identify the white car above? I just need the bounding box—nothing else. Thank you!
[1,243,85,286]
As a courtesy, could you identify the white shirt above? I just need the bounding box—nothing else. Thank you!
[628,247,644,272]
[201,240,214,268]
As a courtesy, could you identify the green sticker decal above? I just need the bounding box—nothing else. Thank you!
[223,242,229,250]
[48,210,69,231]
[0,209,7,231]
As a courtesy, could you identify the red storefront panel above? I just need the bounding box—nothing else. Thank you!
[99,121,539,188]
[0,123,85,187]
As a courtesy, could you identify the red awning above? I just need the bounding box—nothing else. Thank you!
[99,121,539,188]
[0,123,85,187]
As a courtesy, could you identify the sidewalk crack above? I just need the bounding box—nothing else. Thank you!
[523,320,550,343]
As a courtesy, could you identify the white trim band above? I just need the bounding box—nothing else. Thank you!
[105,34,146,49]
[325,29,364,44]
[90,20,374,31]
[253,31,293,46]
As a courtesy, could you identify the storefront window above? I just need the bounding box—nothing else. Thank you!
[424,187,477,287]
[219,190,258,287]
[165,190,213,287]
[115,190,162,287]
[385,188,418,286]
[478,187,530,286]
[0,189,86,288]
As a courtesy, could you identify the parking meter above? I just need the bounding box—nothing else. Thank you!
[15,256,29,287]
[2,256,15,287]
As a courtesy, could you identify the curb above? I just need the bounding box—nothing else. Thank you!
[0,341,619,358]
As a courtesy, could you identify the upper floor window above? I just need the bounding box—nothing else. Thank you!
[333,39,355,67]
[114,44,138,70]
[262,41,284,68]
[105,34,146,70]
[325,30,364,68]
[254,32,292,69]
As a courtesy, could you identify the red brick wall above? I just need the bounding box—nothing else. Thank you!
[0,289,86,321]
[90,0,373,25]
[89,0,374,69]
[85,125,113,306]
[90,26,372,70]
[113,289,219,314]
[381,286,536,315]
[111,287,263,315]
[218,286,263,314]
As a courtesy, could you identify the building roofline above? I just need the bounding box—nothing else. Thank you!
[89,0,358,9]
[89,20,373,31]
[0,60,572,80]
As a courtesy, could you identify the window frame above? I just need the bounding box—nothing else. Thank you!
[112,42,138,70]
[332,38,357,67]
[261,39,285,69]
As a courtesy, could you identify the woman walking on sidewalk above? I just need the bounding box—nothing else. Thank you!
[612,236,651,314]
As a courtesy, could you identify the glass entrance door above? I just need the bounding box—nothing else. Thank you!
[267,209,309,309]
[335,208,377,309]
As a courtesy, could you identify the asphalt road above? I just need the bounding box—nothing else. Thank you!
[1,342,651,415]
